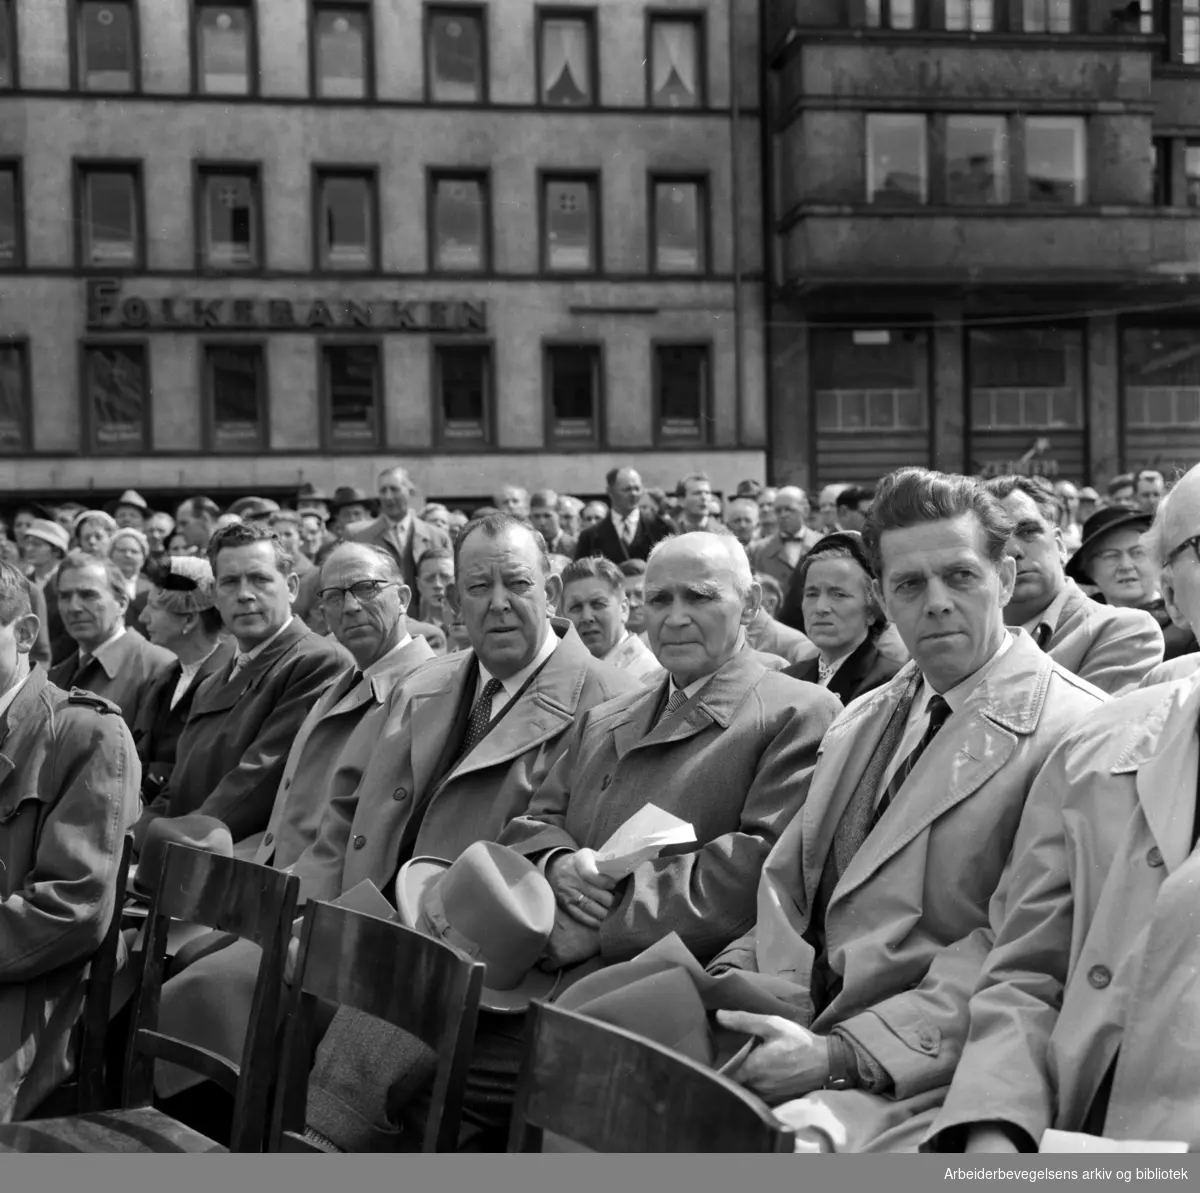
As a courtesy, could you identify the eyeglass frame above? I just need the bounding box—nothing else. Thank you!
[1163,535,1200,570]
[1089,544,1150,568]
[317,579,400,609]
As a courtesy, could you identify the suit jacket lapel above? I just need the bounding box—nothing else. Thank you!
[612,679,672,759]
[830,638,874,704]
[448,684,572,780]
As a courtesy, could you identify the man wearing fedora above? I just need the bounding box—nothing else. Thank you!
[330,486,374,536]
[983,476,1164,694]
[0,560,140,1121]
[134,521,349,850]
[110,489,149,531]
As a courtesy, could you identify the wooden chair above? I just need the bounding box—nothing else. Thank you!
[0,844,298,1153]
[269,900,485,1153]
[507,1001,796,1153]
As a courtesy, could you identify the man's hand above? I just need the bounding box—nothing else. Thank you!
[547,848,617,929]
[964,1125,1022,1154]
[716,1010,832,1103]
[540,909,601,971]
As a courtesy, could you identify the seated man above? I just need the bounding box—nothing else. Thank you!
[134,522,349,850]
[49,549,175,729]
[0,562,140,1121]
[928,461,1200,1153]
[586,469,1106,1153]
[984,476,1163,694]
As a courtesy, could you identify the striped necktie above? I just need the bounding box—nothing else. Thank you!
[657,687,689,727]
[869,694,953,831]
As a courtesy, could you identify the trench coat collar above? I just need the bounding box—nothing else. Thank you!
[196,617,313,713]
[85,627,146,681]
[0,667,51,792]
[323,634,436,718]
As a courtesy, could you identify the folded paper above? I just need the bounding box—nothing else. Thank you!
[594,803,697,879]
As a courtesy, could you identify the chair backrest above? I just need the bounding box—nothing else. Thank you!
[508,1001,796,1153]
[124,843,299,1153]
[269,901,485,1153]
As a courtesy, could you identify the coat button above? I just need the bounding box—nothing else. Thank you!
[1147,846,1164,868]
[353,835,366,849]
[263,833,273,846]
[1087,964,1112,989]
[392,787,408,801]
[282,779,291,791]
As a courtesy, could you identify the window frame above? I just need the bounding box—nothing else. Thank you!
[0,157,24,271]
[190,0,259,98]
[195,161,265,273]
[0,337,31,455]
[543,339,605,451]
[308,0,375,102]
[535,5,599,110]
[79,337,153,456]
[312,164,379,274]
[1023,114,1087,207]
[74,158,145,272]
[431,339,495,451]
[966,325,1085,433]
[199,339,269,454]
[865,113,929,206]
[944,114,1010,206]
[319,338,385,452]
[644,10,705,109]
[943,0,996,31]
[648,171,710,277]
[1,0,19,90]
[1021,0,1074,33]
[651,339,712,449]
[71,0,141,93]
[427,168,492,275]
[539,169,602,276]
[423,3,489,105]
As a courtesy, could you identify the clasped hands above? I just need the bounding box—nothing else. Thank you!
[540,848,613,971]
[715,1010,833,1103]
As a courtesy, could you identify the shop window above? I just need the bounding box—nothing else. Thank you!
[545,344,601,448]
[1025,116,1086,205]
[969,328,1084,429]
[1123,328,1200,427]
[83,342,149,453]
[812,329,930,431]
[1023,0,1072,31]
[204,343,266,451]
[653,343,709,445]
[946,116,1009,204]
[434,343,492,447]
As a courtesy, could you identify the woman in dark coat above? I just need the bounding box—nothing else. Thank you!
[781,531,902,705]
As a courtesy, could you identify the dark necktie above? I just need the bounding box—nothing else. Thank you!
[870,694,953,830]
[348,670,365,691]
[459,678,504,760]
[68,653,95,689]
[656,687,689,728]
[1032,623,1052,651]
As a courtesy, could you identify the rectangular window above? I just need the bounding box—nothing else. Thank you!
[79,165,140,267]
[199,168,260,269]
[203,344,265,451]
[313,3,369,99]
[1153,139,1171,205]
[813,329,930,431]
[945,116,1009,204]
[654,344,709,445]
[1186,143,1200,206]
[1123,327,1200,428]
[538,9,595,107]
[316,171,374,271]
[1025,116,1086,206]
[542,175,598,272]
[865,0,917,27]
[0,0,14,89]
[322,344,381,449]
[648,16,701,108]
[1023,0,1072,31]
[0,164,19,268]
[0,342,29,452]
[195,2,253,95]
[430,172,488,272]
[1138,0,1156,31]
[969,328,1084,430]
[545,344,601,448]
[944,0,994,29]
[434,344,492,447]
[866,114,927,205]
[77,1,136,91]
[651,177,705,273]
[1186,0,1200,63]
[83,343,148,453]
[426,6,485,103]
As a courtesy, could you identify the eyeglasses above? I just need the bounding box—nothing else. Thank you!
[1091,546,1149,567]
[318,580,398,609]
[1164,535,1200,569]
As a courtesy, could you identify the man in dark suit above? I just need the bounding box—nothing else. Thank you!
[347,466,453,616]
[133,521,349,851]
[573,467,674,564]
[49,550,175,730]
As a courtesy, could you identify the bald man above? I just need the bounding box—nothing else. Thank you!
[748,486,823,588]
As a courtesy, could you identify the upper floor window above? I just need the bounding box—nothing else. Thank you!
[316,170,375,271]
[427,6,486,103]
[946,115,1009,204]
[538,10,595,107]
[866,114,927,205]
[542,175,599,272]
[434,344,492,448]
[313,3,370,99]
[199,168,261,269]
[651,177,705,273]
[1184,0,1200,62]
[648,16,702,108]
[77,1,137,92]
[1023,0,1072,32]
[195,2,253,95]
[1152,139,1171,204]
[430,172,489,272]
[944,0,994,30]
[865,0,916,29]
[0,341,28,454]
[0,165,19,269]
[1025,116,1086,205]
[0,0,15,89]
[79,165,142,267]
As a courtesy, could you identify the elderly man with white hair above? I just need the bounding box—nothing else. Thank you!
[749,486,823,588]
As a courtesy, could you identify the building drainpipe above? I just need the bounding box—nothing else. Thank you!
[728,0,746,453]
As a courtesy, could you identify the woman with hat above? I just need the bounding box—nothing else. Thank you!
[22,518,73,665]
[72,509,117,557]
[109,527,153,627]
[1068,506,1196,660]
[779,531,903,704]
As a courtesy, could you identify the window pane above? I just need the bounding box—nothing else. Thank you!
[889,0,916,27]
[206,346,262,451]
[1187,144,1200,207]
[428,9,483,102]
[541,17,591,106]
[198,5,250,95]
[203,173,257,267]
[320,176,371,269]
[0,169,16,267]
[945,0,994,30]
[324,346,380,447]
[0,345,26,451]
[1026,117,1086,205]
[545,179,594,271]
[433,176,486,271]
[650,19,699,108]
[548,346,599,445]
[84,171,137,266]
[654,181,703,273]
[1185,13,1200,62]
[867,115,927,204]
[1023,0,1072,29]
[85,345,146,453]
[969,328,1082,429]
[79,2,134,91]
[0,0,12,88]
[1123,328,1200,427]
[656,345,708,442]
[811,329,930,430]
[437,346,490,444]
[316,7,366,98]
[946,116,1009,204]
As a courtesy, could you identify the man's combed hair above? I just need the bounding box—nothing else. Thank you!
[57,548,131,605]
[453,513,551,577]
[862,468,1015,575]
[561,556,625,593]
[0,561,31,626]
[206,520,294,576]
[982,474,1060,525]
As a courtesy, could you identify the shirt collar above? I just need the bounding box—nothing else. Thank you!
[179,642,221,679]
[1020,583,1070,637]
[601,631,634,663]
[0,668,32,725]
[386,512,413,538]
[238,615,293,664]
[362,633,413,682]
[478,625,558,700]
[91,623,127,663]
[916,630,1013,717]
[611,509,639,530]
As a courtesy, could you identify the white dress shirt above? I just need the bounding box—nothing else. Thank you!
[172,642,222,709]
[611,508,640,545]
[232,615,294,674]
[1021,584,1070,641]
[475,628,559,722]
[90,623,127,665]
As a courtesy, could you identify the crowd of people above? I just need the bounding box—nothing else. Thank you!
[0,457,1194,1153]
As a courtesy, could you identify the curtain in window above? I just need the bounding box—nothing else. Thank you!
[651,22,696,105]
[542,19,589,104]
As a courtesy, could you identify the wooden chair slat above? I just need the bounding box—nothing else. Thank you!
[131,1031,240,1097]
